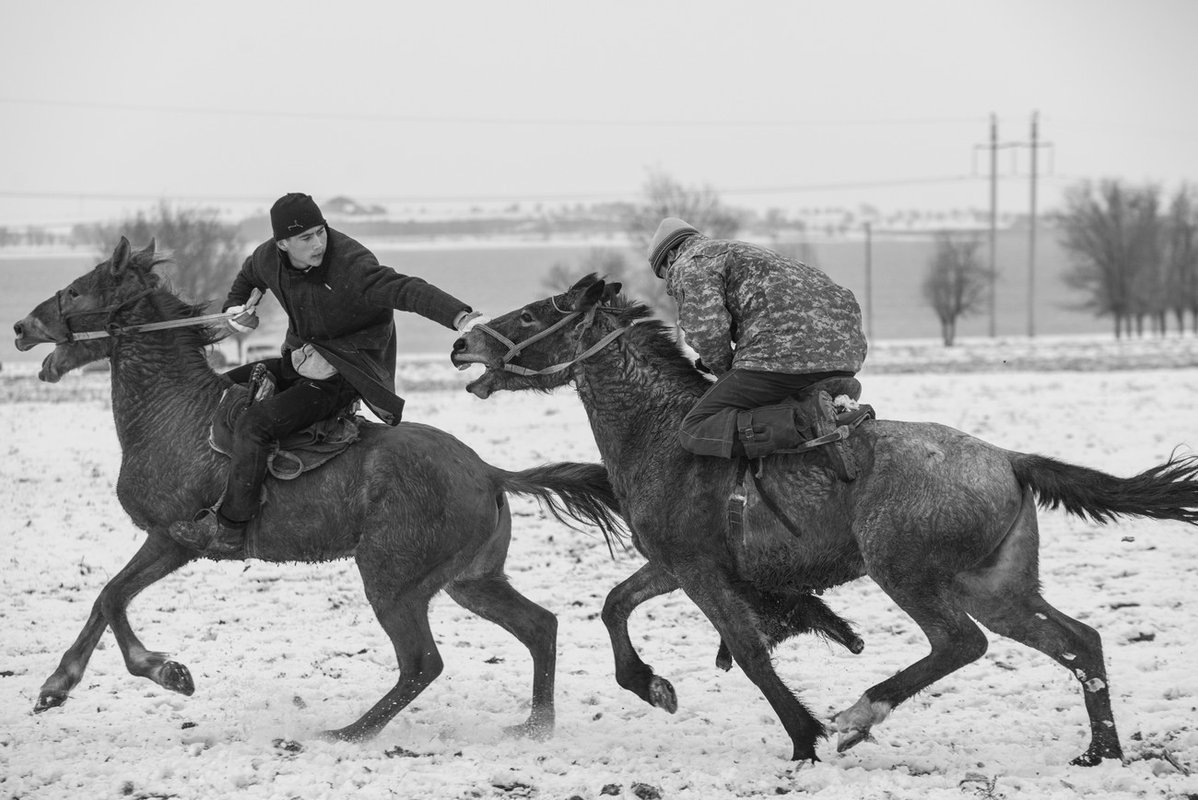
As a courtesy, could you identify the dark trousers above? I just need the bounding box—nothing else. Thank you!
[679,368,852,458]
[219,357,358,523]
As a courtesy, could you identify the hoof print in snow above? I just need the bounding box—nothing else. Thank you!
[632,783,663,799]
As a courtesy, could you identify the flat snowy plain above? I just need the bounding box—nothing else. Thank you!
[2,337,1197,800]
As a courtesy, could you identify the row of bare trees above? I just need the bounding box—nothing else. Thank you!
[1057,181,1198,338]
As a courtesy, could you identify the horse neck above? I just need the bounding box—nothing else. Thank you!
[572,326,701,471]
[108,328,226,453]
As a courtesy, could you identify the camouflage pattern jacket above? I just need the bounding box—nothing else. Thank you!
[664,235,867,376]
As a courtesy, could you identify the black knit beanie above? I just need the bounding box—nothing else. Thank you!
[270,193,326,240]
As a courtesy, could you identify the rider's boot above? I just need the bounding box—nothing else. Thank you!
[168,506,247,555]
[734,405,804,459]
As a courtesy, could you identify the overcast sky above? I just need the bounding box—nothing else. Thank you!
[2,0,1196,225]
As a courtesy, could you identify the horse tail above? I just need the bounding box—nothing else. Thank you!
[496,461,627,551]
[1008,450,1198,525]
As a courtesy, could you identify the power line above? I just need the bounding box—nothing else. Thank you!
[0,97,985,129]
[0,175,1012,206]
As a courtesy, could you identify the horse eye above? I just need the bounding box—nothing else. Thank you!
[67,287,80,299]
[519,311,535,324]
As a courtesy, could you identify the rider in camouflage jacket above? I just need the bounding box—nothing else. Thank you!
[649,217,867,459]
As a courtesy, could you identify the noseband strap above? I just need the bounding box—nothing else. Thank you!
[475,306,644,378]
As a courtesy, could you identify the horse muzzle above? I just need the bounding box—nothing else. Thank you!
[13,316,66,351]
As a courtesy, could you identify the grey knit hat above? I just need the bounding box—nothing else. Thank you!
[648,217,700,277]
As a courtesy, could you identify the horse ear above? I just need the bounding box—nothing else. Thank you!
[137,238,157,258]
[568,272,601,293]
[602,282,622,303]
[110,237,132,274]
[575,278,607,312]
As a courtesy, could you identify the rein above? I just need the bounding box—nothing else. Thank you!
[474,303,645,377]
[60,288,261,343]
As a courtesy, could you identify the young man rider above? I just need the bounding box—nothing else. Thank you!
[170,192,487,554]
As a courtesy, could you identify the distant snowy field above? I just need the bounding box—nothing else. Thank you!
[2,340,1197,800]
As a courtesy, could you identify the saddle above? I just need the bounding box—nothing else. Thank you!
[208,366,362,480]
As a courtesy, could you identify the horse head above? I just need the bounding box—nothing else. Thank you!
[451,273,625,399]
[13,236,167,382]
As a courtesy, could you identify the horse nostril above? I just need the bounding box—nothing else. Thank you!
[13,321,23,337]
[451,337,465,352]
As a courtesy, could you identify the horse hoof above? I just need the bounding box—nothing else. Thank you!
[836,727,872,753]
[1070,746,1123,767]
[790,746,821,763]
[648,676,677,714]
[848,636,865,655]
[34,691,67,713]
[503,717,554,741]
[320,726,372,744]
[157,661,195,696]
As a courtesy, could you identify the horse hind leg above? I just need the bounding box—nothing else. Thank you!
[957,493,1124,765]
[832,584,989,753]
[36,535,195,711]
[445,498,558,739]
[324,580,444,743]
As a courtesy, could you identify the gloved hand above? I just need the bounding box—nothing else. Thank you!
[226,304,259,334]
[694,358,714,375]
[456,311,490,333]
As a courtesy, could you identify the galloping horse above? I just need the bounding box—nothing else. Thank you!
[12,240,623,743]
[450,274,1198,765]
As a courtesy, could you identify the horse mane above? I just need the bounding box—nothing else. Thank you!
[593,281,712,394]
[127,248,223,349]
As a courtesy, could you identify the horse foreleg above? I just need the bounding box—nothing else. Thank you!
[36,534,195,711]
[679,570,827,761]
[600,561,680,712]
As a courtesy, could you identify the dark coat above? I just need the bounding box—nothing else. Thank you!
[224,228,470,425]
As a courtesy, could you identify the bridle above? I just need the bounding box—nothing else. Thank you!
[56,286,260,343]
[473,296,646,377]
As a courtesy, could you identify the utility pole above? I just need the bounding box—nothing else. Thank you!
[988,115,998,338]
[1020,112,1053,338]
[863,221,873,339]
[1027,111,1039,338]
[974,115,1032,338]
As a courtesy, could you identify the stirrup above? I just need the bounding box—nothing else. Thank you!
[167,506,244,555]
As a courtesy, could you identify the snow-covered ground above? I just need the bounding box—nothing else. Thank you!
[2,351,1197,800]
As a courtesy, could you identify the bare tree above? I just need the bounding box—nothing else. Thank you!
[542,248,633,293]
[1164,184,1198,334]
[89,202,246,307]
[86,202,252,359]
[622,169,743,256]
[1057,180,1163,338]
[619,170,744,320]
[922,232,991,346]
